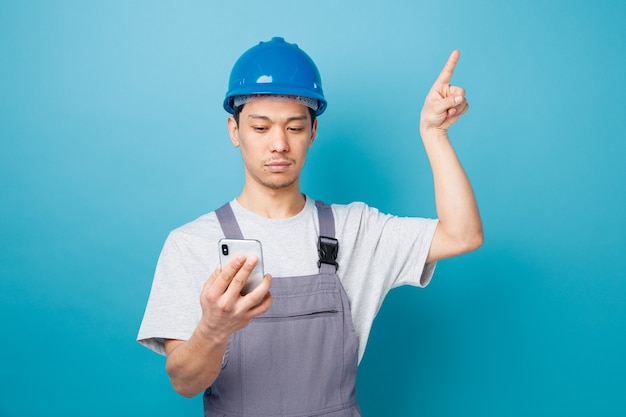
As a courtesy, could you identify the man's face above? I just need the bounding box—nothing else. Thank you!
[228,97,317,192]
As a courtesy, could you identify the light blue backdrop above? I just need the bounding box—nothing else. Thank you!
[1,1,625,416]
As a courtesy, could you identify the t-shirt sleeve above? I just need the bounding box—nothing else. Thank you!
[336,202,438,291]
[374,210,436,289]
[380,215,438,289]
[136,232,204,355]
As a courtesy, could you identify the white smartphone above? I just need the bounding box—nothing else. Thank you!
[218,238,265,295]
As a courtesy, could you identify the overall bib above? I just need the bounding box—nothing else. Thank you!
[204,201,361,417]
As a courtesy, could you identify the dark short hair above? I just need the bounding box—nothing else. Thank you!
[232,104,317,128]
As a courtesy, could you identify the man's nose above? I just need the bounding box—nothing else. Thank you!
[269,129,289,152]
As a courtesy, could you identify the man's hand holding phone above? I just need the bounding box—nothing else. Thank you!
[198,251,272,342]
[163,254,272,397]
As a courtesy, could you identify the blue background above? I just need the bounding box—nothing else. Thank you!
[1,1,625,416]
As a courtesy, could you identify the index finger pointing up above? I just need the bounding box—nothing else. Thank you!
[435,50,460,86]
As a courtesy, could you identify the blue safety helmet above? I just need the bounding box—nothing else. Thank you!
[223,37,327,116]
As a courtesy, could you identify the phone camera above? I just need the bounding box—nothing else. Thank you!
[221,244,229,256]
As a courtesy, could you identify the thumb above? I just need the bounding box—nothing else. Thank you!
[430,94,464,115]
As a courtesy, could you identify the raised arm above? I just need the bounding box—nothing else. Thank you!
[164,256,272,397]
[420,50,483,262]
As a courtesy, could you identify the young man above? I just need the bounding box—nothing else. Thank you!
[138,37,482,416]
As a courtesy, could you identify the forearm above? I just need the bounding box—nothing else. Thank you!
[165,327,229,398]
[164,252,273,397]
[421,128,483,259]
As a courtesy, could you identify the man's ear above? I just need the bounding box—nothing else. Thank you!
[227,117,240,147]
[309,118,318,147]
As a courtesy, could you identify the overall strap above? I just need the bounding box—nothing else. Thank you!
[215,203,244,239]
[315,201,339,274]
[217,201,338,273]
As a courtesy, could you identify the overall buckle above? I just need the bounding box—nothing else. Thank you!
[317,236,339,271]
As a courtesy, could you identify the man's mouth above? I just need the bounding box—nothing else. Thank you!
[265,159,293,173]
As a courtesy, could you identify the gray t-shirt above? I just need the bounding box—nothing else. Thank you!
[137,196,438,363]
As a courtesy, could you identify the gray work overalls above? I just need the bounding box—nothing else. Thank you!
[205,201,361,417]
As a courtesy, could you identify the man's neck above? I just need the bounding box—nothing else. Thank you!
[236,187,306,219]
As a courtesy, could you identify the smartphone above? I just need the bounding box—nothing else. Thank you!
[218,238,265,295]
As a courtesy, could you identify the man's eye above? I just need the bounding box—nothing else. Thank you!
[288,127,305,133]
[253,126,267,132]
